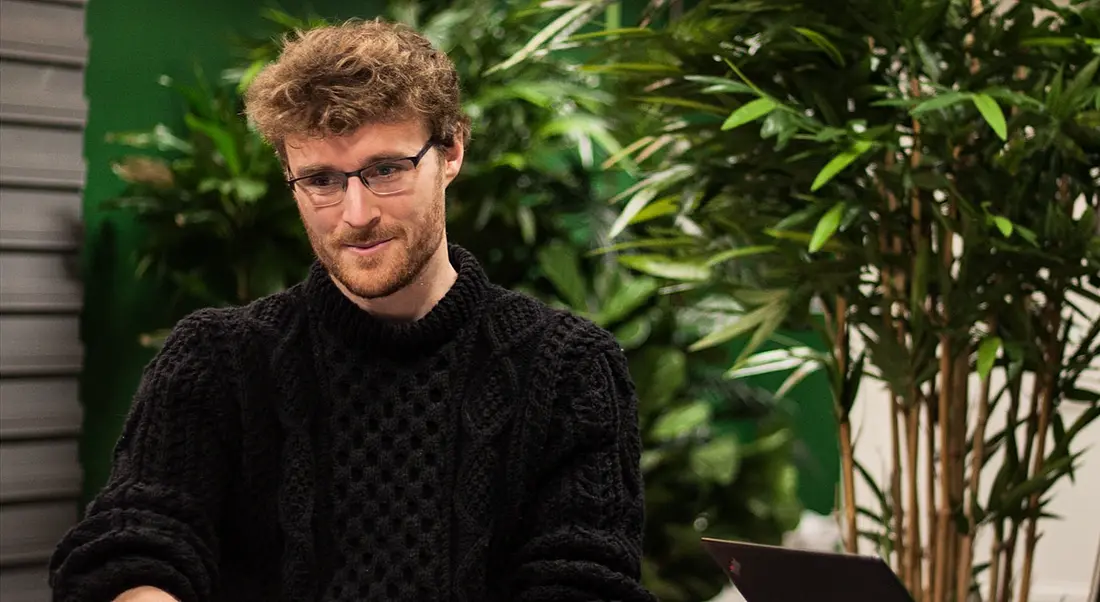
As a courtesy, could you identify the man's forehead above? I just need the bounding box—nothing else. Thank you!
[284,120,429,168]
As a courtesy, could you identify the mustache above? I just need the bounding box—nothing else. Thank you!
[334,226,403,247]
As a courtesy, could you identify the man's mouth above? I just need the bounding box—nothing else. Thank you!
[344,238,392,255]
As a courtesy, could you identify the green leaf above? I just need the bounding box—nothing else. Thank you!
[613,316,652,350]
[691,436,741,486]
[580,63,680,75]
[810,202,845,252]
[230,178,266,203]
[978,336,1002,380]
[598,276,660,325]
[609,189,659,239]
[911,91,971,115]
[517,205,536,245]
[972,94,1008,141]
[619,254,711,281]
[651,401,711,441]
[690,302,781,352]
[184,114,242,175]
[107,124,194,154]
[632,346,687,411]
[536,241,588,310]
[685,75,755,95]
[993,216,1014,238]
[721,97,778,131]
[485,2,594,74]
[792,27,845,65]
[811,141,873,191]
[705,245,776,267]
[635,96,727,114]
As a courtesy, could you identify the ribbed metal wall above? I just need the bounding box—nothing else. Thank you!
[0,0,87,599]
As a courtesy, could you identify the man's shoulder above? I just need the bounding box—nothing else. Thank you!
[482,285,621,360]
[167,282,306,346]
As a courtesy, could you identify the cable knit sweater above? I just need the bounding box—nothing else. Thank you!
[49,245,654,602]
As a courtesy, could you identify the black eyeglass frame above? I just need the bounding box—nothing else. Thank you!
[285,139,438,202]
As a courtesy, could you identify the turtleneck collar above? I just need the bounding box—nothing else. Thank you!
[305,244,493,353]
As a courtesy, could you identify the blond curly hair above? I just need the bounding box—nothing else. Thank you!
[243,18,471,163]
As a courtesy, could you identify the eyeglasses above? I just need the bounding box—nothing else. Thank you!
[286,140,437,207]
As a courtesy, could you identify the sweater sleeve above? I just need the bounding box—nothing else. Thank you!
[49,310,238,602]
[511,324,656,602]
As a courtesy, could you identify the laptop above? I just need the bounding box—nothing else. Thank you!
[701,537,915,602]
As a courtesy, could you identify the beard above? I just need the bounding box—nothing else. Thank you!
[304,183,447,300]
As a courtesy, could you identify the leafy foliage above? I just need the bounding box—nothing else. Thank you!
[105,71,310,319]
[509,0,1100,601]
[104,1,806,600]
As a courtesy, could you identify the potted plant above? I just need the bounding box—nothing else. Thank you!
[503,1,1100,601]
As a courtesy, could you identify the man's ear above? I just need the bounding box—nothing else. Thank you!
[440,135,464,187]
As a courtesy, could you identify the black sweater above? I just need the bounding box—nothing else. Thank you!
[49,245,654,602]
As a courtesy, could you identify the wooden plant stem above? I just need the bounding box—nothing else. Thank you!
[831,295,858,554]
[958,319,996,602]
[905,402,923,601]
[925,391,937,599]
[878,150,907,582]
[1018,304,1062,602]
[988,522,1004,602]
[933,333,952,602]
[839,418,859,554]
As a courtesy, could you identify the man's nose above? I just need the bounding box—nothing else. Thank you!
[341,176,381,228]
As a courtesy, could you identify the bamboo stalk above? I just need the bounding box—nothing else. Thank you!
[904,69,927,602]
[906,402,923,601]
[926,389,938,600]
[1018,303,1062,602]
[959,319,996,602]
[948,345,970,599]
[832,296,858,554]
[988,522,1004,602]
[1000,377,1040,602]
[839,418,859,554]
[933,336,953,602]
[878,151,908,583]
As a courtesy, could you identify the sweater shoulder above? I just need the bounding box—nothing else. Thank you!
[172,282,306,343]
[479,285,622,369]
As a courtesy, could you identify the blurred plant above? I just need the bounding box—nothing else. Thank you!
[534,237,802,602]
[104,70,311,345]
[107,2,806,598]
[509,1,1100,601]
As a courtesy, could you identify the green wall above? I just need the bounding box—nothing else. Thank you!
[80,0,378,505]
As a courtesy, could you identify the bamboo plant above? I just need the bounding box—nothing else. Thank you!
[499,0,1100,600]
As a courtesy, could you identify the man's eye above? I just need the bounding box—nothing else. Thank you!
[371,163,406,179]
[305,174,341,188]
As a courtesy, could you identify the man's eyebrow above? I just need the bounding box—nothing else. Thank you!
[293,150,416,177]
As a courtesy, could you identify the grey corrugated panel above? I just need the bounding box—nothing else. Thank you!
[0,316,82,376]
[0,124,84,189]
[0,0,86,66]
[0,566,50,602]
[0,378,81,440]
[0,60,86,128]
[0,253,82,312]
[0,501,76,565]
[0,440,81,503]
[0,188,82,251]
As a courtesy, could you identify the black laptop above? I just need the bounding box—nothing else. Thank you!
[701,537,915,602]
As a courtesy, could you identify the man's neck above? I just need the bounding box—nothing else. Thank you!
[337,242,458,322]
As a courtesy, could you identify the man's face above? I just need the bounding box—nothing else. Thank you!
[284,120,463,300]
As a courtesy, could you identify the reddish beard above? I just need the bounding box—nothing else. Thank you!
[304,186,446,301]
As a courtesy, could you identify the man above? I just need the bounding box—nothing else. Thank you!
[49,17,653,602]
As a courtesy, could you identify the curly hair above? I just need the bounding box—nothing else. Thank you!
[243,18,471,162]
